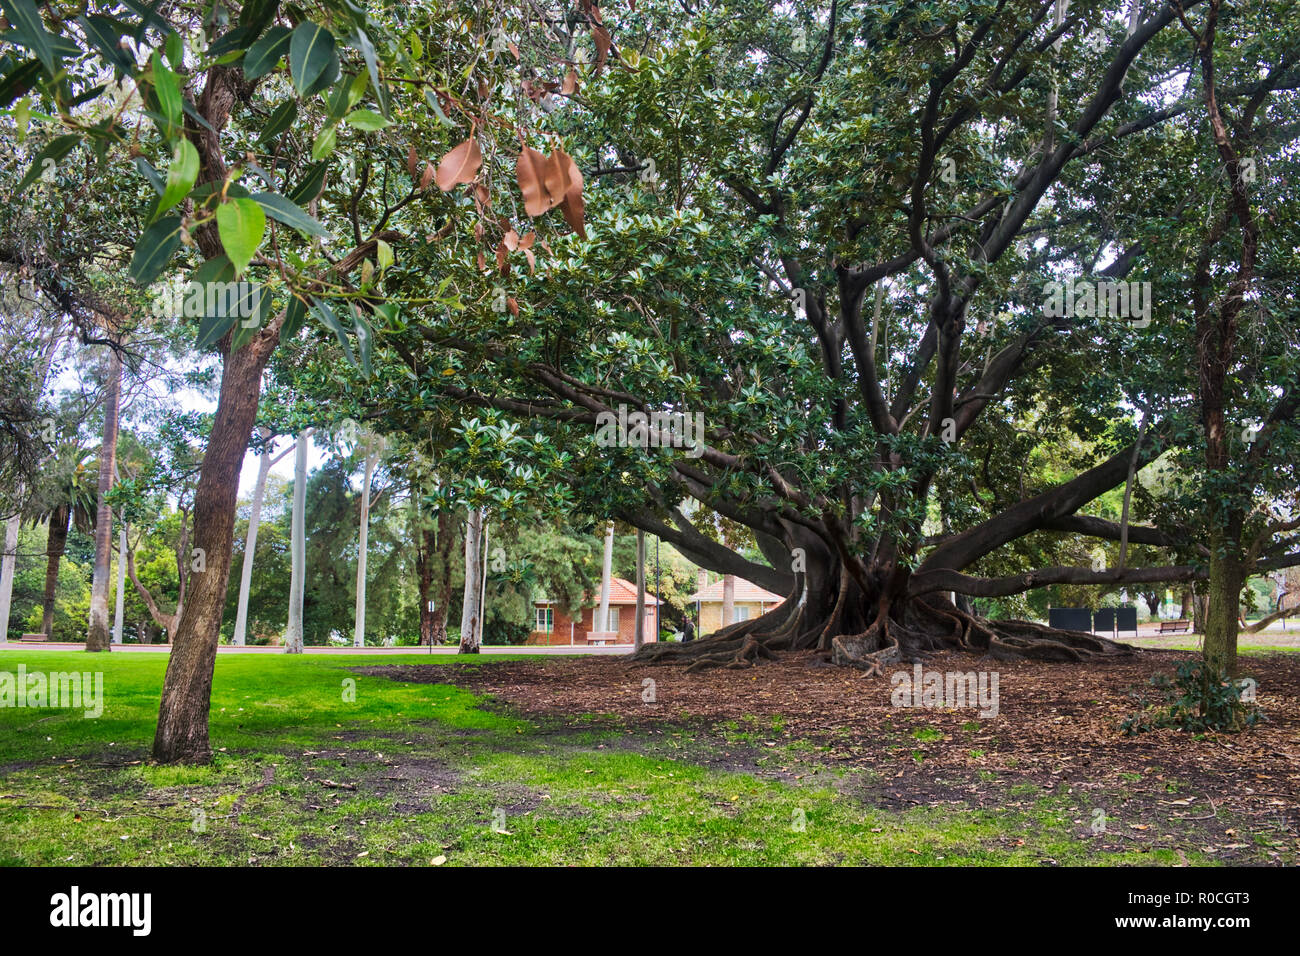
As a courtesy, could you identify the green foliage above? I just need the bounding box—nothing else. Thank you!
[1121,660,1263,736]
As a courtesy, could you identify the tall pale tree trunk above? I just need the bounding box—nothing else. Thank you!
[597,522,614,634]
[0,513,17,643]
[232,427,282,646]
[459,506,483,654]
[87,346,123,652]
[412,475,435,645]
[479,513,489,645]
[113,522,126,643]
[283,428,311,654]
[722,573,736,630]
[40,504,71,637]
[353,433,381,647]
[634,529,646,651]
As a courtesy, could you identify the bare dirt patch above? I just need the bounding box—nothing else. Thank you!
[371,649,1300,862]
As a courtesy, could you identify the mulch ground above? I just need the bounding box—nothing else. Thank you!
[370,648,1300,861]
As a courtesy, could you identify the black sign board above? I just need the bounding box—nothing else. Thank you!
[1049,607,1093,632]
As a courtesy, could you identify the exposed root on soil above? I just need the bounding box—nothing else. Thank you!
[630,592,1134,674]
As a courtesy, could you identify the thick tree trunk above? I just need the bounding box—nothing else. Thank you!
[1202,529,1245,677]
[1180,589,1194,619]
[721,573,735,631]
[417,505,454,645]
[152,338,274,763]
[0,512,18,643]
[353,433,379,647]
[87,346,122,652]
[283,428,310,654]
[459,506,483,653]
[40,504,71,637]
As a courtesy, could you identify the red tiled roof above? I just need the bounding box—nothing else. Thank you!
[534,576,661,606]
[686,578,784,604]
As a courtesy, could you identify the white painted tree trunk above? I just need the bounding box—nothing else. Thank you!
[284,428,311,653]
[634,529,646,650]
[459,505,483,653]
[233,429,276,646]
[0,513,17,644]
[597,522,614,633]
[113,522,126,643]
[479,512,489,646]
[353,433,381,647]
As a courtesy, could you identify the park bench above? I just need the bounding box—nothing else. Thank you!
[1157,620,1191,633]
[19,632,48,642]
[585,630,618,646]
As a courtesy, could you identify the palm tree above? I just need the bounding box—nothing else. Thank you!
[29,446,97,637]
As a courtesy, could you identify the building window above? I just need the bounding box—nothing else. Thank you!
[534,606,554,634]
[603,607,620,632]
[734,606,751,622]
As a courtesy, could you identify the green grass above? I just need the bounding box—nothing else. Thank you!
[0,649,1274,866]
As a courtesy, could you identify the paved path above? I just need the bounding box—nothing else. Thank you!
[0,642,630,655]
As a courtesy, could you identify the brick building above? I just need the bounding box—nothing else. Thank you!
[687,574,784,636]
[528,576,661,646]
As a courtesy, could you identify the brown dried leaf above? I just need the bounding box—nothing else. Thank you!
[524,248,536,274]
[419,162,434,191]
[518,231,536,250]
[495,241,509,275]
[555,147,586,239]
[507,296,520,316]
[517,146,567,217]
[435,137,482,192]
[503,229,520,251]
[407,145,418,179]
[562,69,578,96]
[593,26,612,75]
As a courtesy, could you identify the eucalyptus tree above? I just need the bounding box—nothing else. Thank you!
[0,0,552,759]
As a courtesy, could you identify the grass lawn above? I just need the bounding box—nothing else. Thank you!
[0,649,1286,866]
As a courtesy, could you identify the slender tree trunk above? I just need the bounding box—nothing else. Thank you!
[432,508,454,645]
[1180,589,1193,619]
[232,428,275,646]
[479,513,489,645]
[0,512,18,643]
[413,476,434,645]
[353,433,379,647]
[597,521,614,634]
[87,346,122,652]
[113,521,126,643]
[634,529,646,651]
[721,573,736,630]
[284,428,310,654]
[152,336,275,763]
[458,506,484,653]
[40,504,71,637]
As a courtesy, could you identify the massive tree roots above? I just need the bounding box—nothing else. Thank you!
[630,592,1133,674]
